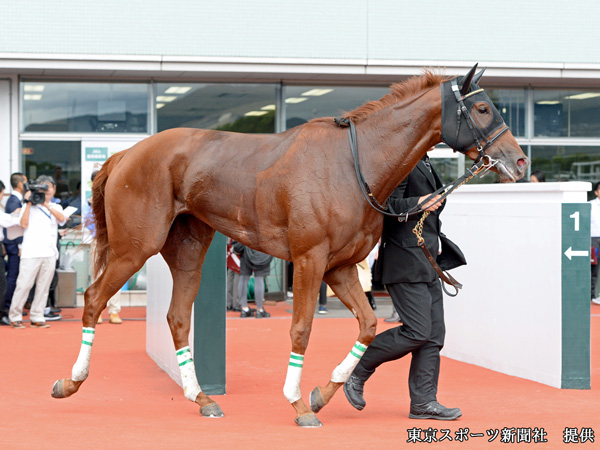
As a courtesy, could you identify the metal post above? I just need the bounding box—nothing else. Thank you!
[193,232,226,394]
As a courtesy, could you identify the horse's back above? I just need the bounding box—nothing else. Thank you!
[101,123,377,264]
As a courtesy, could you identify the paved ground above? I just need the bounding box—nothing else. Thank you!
[281,292,396,320]
[2,303,598,449]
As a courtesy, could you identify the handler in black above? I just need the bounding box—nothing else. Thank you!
[344,150,463,420]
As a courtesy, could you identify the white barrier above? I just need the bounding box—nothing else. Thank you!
[146,236,226,394]
[146,254,194,388]
[441,182,591,389]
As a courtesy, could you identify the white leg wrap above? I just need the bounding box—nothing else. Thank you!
[283,352,304,403]
[331,341,368,383]
[71,327,95,382]
[176,346,202,402]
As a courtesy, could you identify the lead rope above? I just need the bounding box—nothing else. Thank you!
[412,211,430,247]
[410,161,489,297]
[412,211,463,297]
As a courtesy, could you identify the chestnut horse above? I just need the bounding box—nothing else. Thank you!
[52,65,528,427]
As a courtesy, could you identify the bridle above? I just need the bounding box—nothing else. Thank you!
[446,77,510,165]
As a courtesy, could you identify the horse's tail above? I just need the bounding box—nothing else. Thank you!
[89,150,128,278]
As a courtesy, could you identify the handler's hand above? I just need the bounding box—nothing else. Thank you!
[418,194,443,212]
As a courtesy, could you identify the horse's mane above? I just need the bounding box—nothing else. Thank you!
[310,69,452,125]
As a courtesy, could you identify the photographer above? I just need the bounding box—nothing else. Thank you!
[8,176,66,329]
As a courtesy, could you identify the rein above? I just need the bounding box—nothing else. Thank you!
[334,81,508,296]
[334,117,498,222]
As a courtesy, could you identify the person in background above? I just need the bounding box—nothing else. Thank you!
[530,170,546,183]
[590,181,600,305]
[53,166,70,200]
[3,173,27,316]
[286,261,294,299]
[0,180,22,325]
[64,181,82,227]
[226,238,241,312]
[233,241,273,318]
[8,176,66,328]
[317,281,327,314]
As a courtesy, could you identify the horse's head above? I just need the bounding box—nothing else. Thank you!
[441,64,529,182]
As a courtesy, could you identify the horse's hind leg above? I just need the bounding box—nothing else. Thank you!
[52,252,148,398]
[160,215,222,418]
[308,265,377,413]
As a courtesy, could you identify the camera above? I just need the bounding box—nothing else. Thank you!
[24,182,49,206]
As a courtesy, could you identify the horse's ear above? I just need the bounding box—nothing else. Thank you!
[460,63,479,95]
[472,66,487,85]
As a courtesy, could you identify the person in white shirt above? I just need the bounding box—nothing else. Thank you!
[8,176,66,328]
[590,181,600,305]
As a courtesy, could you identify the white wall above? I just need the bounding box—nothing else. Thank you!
[441,182,590,388]
[2,0,600,65]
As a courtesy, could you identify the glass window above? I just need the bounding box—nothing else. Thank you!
[486,88,526,137]
[284,86,526,137]
[21,140,81,212]
[529,145,600,182]
[156,83,277,133]
[284,85,390,128]
[22,82,149,133]
[429,156,461,185]
[459,145,600,184]
[534,89,600,137]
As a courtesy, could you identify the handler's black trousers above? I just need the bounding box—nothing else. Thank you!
[353,279,445,406]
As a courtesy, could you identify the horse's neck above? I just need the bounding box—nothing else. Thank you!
[359,88,442,203]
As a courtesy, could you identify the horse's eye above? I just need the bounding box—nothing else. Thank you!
[478,106,489,114]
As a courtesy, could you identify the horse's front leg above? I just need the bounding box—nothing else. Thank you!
[284,254,327,427]
[308,264,377,414]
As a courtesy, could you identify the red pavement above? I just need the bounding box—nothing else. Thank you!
[0,302,598,449]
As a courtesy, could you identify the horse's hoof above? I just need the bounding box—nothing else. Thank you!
[295,413,323,428]
[52,379,82,398]
[51,379,65,398]
[309,386,326,413]
[200,402,224,418]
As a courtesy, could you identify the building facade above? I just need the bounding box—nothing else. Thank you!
[2,0,600,292]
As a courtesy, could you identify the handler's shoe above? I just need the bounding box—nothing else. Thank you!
[409,401,462,420]
[240,308,256,318]
[109,313,122,324]
[255,309,270,318]
[344,374,366,410]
